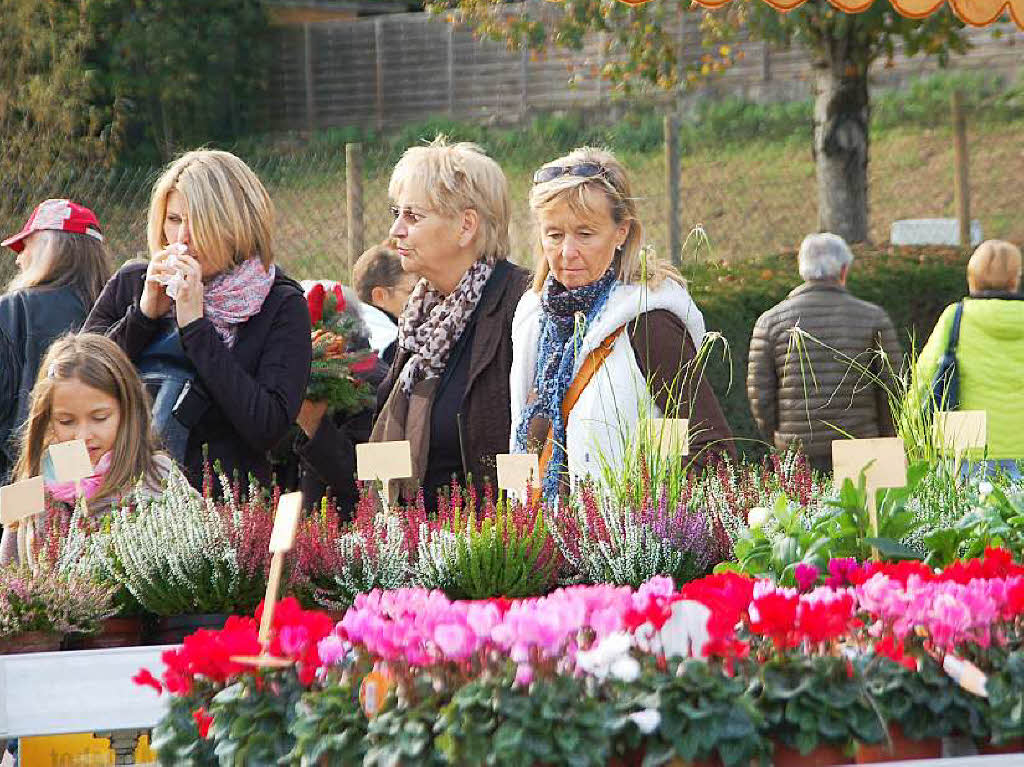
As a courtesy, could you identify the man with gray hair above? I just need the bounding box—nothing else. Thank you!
[746,233,903,471]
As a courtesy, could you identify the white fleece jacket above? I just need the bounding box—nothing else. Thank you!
[510,279,706,489]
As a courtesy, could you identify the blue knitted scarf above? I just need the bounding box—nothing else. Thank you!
[514,268,617,501]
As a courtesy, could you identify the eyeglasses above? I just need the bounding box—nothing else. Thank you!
[389,205,427,225]
[532,163,607,185]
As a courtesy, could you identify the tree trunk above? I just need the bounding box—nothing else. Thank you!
[813,44,870,243]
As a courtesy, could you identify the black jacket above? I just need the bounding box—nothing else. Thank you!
[0,286,89,481]
[84,261,312,488]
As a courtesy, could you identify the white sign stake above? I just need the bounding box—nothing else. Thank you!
[496,454,540,505]
[832,437,907,560]
[357,441,413,508]
[0,476,45,566]
[47,440,94,517]
[933,410,987,476]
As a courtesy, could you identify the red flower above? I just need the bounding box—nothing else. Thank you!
[748,591,800,648]
[192,707,214,739]
[350,352,379,375]
[307,284,327,326]
[132,668,163,695]
[875,634,917,671]
[330,284,346,314]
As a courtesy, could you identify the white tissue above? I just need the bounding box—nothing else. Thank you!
[156,250,186,299]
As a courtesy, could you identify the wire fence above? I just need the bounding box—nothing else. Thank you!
[2,120,1020,288]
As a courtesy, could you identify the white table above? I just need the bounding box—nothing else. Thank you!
[0,645,171,765]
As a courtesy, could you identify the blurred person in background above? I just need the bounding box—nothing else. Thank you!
[351,242,418,367]
[0,199,112,483]
[747,233,903,472]
[914,239,1024,477]
[84,149,311,489]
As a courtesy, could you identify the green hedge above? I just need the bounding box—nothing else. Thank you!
[684,245,973,457]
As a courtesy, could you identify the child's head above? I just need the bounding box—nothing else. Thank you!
[15,333,161,502]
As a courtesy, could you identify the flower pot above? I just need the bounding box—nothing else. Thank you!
[147,613,229,645]
[855,725,942,763]
[0,631,62,655]
[80,616,146,649]
[772,742,848,767]
[665,757,719,767]
[978,738,1024,754]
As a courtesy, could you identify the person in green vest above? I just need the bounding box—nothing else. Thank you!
[914,239,1024,478]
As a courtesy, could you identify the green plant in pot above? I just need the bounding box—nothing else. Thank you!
[981,649,1024,750]
[286,671,370,765]
[364,674,448,767]
[750,654,885,764]
[436,669,614,766]
[207,667,303,766]
[610,655,769,767]
[858,652,986,762]
[727,493,828,585]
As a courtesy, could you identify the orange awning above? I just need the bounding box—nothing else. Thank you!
[621,0,1023,29]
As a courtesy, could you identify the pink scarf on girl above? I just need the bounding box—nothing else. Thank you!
[45,452,112,503]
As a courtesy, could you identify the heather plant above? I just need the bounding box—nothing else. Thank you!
[99,470,271,616]
[300,488,422,612]
[551,477,724,588]
[417,483,561,600]
[0,562,116,639]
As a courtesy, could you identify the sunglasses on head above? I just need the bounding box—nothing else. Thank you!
[532,162,607,185]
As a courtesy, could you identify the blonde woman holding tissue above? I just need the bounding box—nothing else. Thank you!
[85,149,311,490]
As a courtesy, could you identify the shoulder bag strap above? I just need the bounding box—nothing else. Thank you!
[947,301,965,354]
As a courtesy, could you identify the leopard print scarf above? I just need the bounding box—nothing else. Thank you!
[396,256,496,394]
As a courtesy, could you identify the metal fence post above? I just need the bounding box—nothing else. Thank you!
[303,23,316,136]
[664,114,681,268]
[346,143,364,278]
[951,90,971,248]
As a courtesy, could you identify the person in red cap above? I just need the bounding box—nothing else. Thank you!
[0,199,113,482]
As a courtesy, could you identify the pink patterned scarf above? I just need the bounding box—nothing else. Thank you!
[46,452,112,503]
[201,257,276,347]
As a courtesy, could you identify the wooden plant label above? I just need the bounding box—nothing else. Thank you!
[944,654,988,698]
[47,440,94,483]
[0,476,45,526]
[648,418,690,459]
[496,453,540,503]
[360,669,394,717]
[832,437,907,553]
[231,491,304,669]
[357,440,413,507]
[269,492,303,553]
[933,410,987,455]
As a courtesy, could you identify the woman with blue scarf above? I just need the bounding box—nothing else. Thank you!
[510,148,735,502]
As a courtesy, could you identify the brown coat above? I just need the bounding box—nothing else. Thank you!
[375,261,531,493]
[746,281,903,469]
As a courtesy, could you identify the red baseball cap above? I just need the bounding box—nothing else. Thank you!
[2,199,104,253]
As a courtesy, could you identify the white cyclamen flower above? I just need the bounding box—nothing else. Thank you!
[628,709,661,734]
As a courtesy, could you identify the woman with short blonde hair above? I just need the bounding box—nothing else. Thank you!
[510,147,735,500]
[0,199,113,482]
[85,149,311,489]
[372,137,531,509]
[914,239,1024,474]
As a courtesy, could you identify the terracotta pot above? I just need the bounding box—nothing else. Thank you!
[147,613,229,645]
[665,757,719,767]
[0,631,62,655]
[80,616,146,649]
[978,738,1024,755]
[772,742,849,767]
[855,725,942,763]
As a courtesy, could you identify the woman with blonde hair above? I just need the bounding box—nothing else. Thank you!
[510,147,734,501]
[0,200,112,482]
[915,239,1024,475]
[372,137,530,509]
[85,149,311,488]
[1,333,177,563]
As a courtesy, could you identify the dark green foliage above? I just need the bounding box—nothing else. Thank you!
[864,655,989,742]
[364,679,448,767]
[207,670,302,767]
[985,650,1024,745]
[436,673,614,767]
[287,681,370,765]
[612,658,768,767]
[751,656,885,755]
[150,690,219,766]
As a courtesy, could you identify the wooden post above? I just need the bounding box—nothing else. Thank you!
[664,114,681,268]
[519,47,529,120]
[447,24,455,117]
[952,90,970,248]
[762,44,772,82]
[303,23,316,137]
[374,17,385,131]
[346,143,364,278]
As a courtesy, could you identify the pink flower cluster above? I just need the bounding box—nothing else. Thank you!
[857,572,1024,651]
[333,578,678,675]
